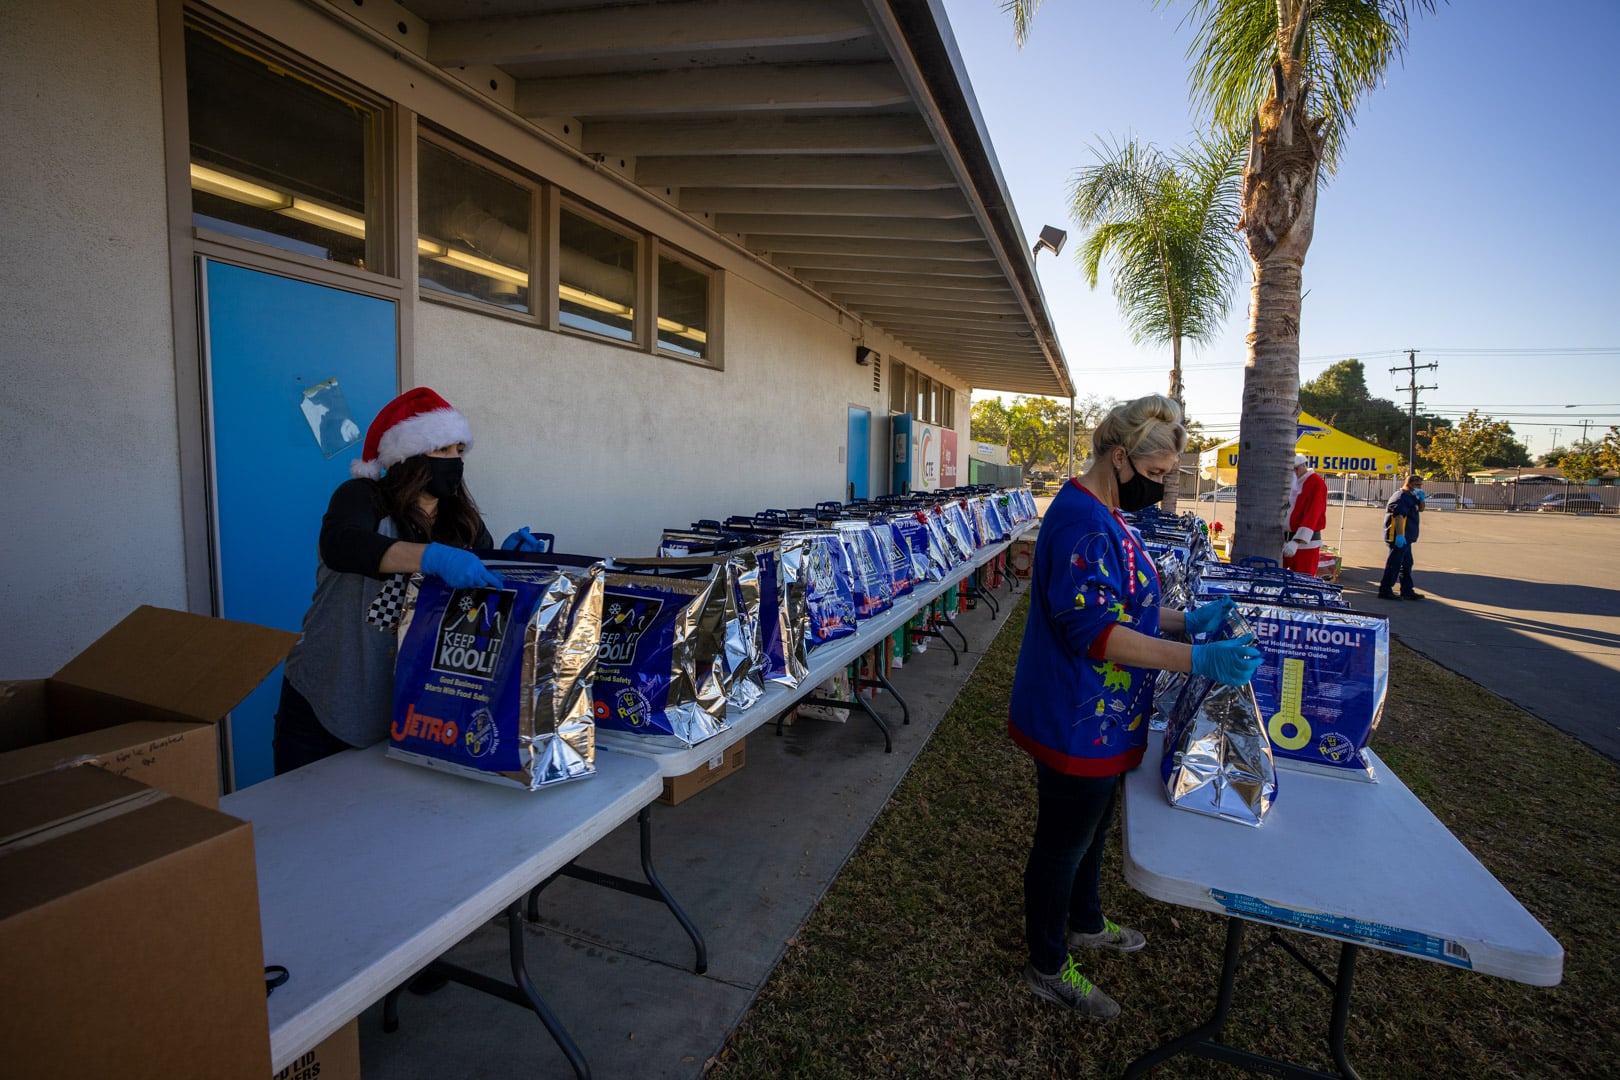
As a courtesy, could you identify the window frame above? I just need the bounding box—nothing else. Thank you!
[556,197,645,350]
[652,240,721,369]
[415,127,543,327]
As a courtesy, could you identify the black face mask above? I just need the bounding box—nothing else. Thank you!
[425,456,464,500]
[1113,454,1164,512]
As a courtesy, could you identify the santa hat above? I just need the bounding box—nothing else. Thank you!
[351,387,474,479]
[1294,453,1311,469]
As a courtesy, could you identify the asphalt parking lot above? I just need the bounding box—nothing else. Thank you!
[1193,501,1620,761]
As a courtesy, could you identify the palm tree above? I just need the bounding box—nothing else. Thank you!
[1005,0,1436,556]
[1070,133,1245,512]
[1180,0,1436,558]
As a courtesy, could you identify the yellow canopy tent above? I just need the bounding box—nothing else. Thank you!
[1198,411,1402,485]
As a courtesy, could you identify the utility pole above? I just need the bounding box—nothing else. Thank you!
[1581,419,1592,447]
[1391,349,1438,470]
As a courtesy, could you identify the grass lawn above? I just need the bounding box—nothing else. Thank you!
[710,593,1618,1078]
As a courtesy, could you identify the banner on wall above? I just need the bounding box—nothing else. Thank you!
[916,424,940,490]
[940,430,958,487]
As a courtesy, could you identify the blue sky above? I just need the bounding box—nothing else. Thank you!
[942,0,1620,456]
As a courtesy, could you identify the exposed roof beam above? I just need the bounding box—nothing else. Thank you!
[797,275,1010,296]
[717,213,981,240]
[830,290,1023,313]
[637,153,953,189]
[769,253,1004,277]
[752,235,992,260]
[515,63,908,118]
[429,0,874,68]
[583,115,933,157]
[680,187,971,216]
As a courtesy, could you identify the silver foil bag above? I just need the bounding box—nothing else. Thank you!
[616,550,768,711]
[761,535,811,685]
[833,519,894,619]
[593,567,729,747]
[780,529,859,649]
[390,565,602,790]
[1161,680,1278,827]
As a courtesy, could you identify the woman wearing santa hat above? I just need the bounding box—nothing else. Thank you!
[273,387,504,775]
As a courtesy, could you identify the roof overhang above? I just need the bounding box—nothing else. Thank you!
[381,0,1074,397]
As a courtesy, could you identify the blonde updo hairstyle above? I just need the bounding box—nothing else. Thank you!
[1090,393,1187,464]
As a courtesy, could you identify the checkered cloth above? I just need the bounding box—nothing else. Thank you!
[366,573,412,632]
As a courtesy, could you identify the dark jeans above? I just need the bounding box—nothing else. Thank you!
[1023,760,1120,975]
[272,677,352,776]
[1379,542,1416,594]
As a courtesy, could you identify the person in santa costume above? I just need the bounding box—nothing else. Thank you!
[273,387,508,775]
[1283,452,1328,576]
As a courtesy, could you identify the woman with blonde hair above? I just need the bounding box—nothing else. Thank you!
[1008,393,1261,1020]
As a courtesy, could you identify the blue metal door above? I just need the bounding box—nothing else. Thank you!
[202,260,397,787]
[847,406,870,501]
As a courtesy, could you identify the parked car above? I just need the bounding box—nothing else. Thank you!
[1424,492,1476,511]
[1196,487,1237,502]
[1324,491,1377,506]
[1536,493,1606,513]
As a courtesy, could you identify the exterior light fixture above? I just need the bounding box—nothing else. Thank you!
[855,345,877,366]
[1031,225,1067,260]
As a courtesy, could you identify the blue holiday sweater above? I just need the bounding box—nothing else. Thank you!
[1008,479,1161,776]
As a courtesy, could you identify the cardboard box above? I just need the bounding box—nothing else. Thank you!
[659,740,746,805]
[0,606,297,807]
[0,765,271,1078]
[274,1019,360,1080]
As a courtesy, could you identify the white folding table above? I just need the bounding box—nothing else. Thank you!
[1121,739,1563,1078]
[222,743,663,1078]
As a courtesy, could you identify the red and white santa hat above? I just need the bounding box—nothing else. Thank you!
[351,387,474,479]
[1294,452,1311,468]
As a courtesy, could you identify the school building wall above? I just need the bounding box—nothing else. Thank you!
[1,0,970,677]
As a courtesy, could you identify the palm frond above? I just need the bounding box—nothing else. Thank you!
[999,0,1044,47]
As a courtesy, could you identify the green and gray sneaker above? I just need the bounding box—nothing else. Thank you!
[1068,916,1146,953]
[1023,955,1120,1020]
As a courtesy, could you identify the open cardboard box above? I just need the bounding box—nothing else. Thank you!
[0,606,297,807]
[0,764,272,1077]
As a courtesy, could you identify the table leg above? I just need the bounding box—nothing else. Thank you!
[856,664,910,726]
[1123,915,1244,1079]
[540,806,710,975]
[1125,917,1363,1080]
[799,692,892,753]
[382,902,592,1079]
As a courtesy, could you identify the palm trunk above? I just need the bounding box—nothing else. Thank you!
[1230,53,1321,563]
[1161,336,1184,514]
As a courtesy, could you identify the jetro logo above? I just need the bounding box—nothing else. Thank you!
[432,588,515,679]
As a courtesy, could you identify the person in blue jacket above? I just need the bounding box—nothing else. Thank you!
[1378,473,1426,600]
[274,387,509,775]
[1008,393,1262,1020]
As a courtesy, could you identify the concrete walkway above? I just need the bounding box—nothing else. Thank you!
[358,569,1030,1079]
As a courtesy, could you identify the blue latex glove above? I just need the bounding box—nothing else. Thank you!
[1190,635,1264,686]
[1414,490,1427,505]
[1182,597,1235,638]
[421,543,504,590]
[501,527,549,553]
[1393,534,1408,549]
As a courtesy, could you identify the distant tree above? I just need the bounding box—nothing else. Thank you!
[1597,428,1620,474]
[1559,447,1602,484]
[969,398,1011,447]
[1536,446,1570,468]
[1184,419,1225,453]
[1069,132,1246,511]
[1299,358,1440,459]
[1476,427,1532,468]
[1421,411,1517,484]
[1005,396,1071,475]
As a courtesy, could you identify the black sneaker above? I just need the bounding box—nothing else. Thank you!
[1402,592,1426,601]
[1377,590,1401,600]
[1023,956,1120,1020]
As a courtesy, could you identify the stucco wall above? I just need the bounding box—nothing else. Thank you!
[0,0,185,675]
[417,273,889,557]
